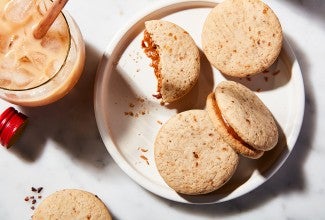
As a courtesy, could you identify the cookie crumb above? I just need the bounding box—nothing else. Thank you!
[25,186,44,211]
[136,97,145,103]
[157,120,163,125]
[124,111,134,116]
[140,148,148,152]
[140,155,149,165]
[124,97,149,118]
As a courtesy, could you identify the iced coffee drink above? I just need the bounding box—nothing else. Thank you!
[0,0,85,106]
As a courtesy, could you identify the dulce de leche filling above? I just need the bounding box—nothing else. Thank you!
[212,94,261,152]
[142,30,162,99]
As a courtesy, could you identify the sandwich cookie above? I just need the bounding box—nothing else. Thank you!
[142,20,200,103]
[154,110,239,195]
[202,0,283,77]
[206,81,278,159]
[32,189,112,220]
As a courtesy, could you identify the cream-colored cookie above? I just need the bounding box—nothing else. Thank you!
[206,81,278,159]
[32,189,111,220]
[154,110,239,195]
[206,93,264,159]
[202,0,283,77]
[142,20,200,103]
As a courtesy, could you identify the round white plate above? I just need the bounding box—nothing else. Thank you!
[94,0,304,204]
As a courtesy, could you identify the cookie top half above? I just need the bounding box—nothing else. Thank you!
[33,189,111,220]
[144,20,200,103]
[213,81,278,152]
[206,92,264,159]
[154,110,239,195]
[202,0,283,77]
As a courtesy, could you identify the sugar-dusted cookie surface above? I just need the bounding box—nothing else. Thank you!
[202,0,283,77]
[33,189,112,220]
[154,110,239,195]
[143,20,200,103]
[206,81,278,159]
[206,92,264,159]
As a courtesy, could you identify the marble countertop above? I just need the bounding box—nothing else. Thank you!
[0,0,324,219]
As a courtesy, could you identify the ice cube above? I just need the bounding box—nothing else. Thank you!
[4,0,34,23]
[40,35,62,52]
[49,16,67,34]
[29,51,47,70]
[0,72,12,88]
[0,35,18,53]
[1,51,17,69]
[45,59,61,77]
[12,68,34,88]
[37,0,51,16]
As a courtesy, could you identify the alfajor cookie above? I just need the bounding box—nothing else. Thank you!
[206,81,278,159]
[142,20,200,103]
[202,0,283,77]
[32,189,112,220]
[154,110,239,195]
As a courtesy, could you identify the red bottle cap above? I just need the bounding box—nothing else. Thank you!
[0,107,28,148]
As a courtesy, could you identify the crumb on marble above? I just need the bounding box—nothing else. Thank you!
[25,186,44,211]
